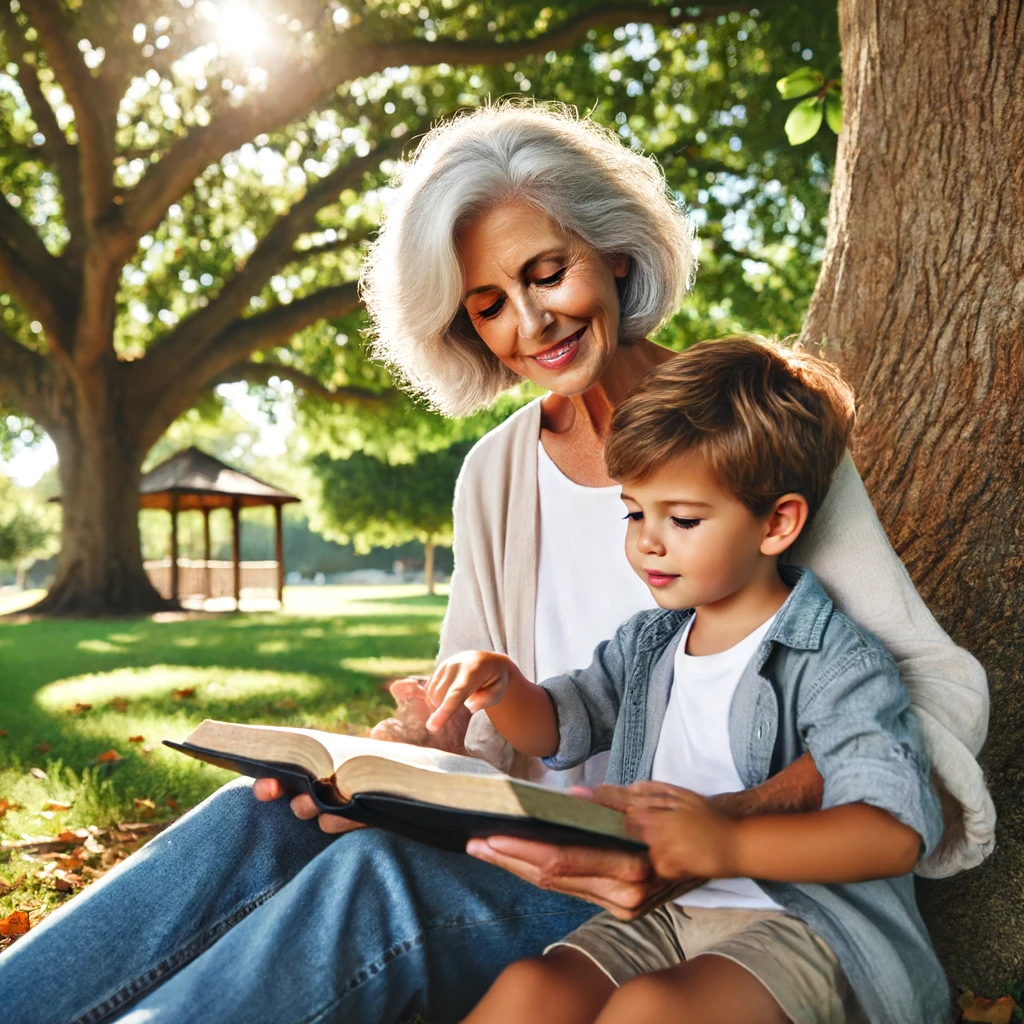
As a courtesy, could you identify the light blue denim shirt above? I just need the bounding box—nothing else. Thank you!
[540,565,950,1024]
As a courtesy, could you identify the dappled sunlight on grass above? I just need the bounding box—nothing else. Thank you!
[0,583,449,918]
[0,588,45,615]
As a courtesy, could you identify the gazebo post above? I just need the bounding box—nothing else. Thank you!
[169,492,180,603]
[274,502,284,608]
[202,506,212,602]
[231,496,241,609]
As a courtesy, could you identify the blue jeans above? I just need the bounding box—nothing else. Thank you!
[0,779,597,1024]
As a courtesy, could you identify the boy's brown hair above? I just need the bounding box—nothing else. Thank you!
[605,336,856,519]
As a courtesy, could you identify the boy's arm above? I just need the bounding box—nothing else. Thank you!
[424,651,559,757]
[713,751,823,816]
[626,784,922,883]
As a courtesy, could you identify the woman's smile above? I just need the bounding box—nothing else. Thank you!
[531,328,586,369]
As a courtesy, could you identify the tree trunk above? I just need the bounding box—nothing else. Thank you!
[27,366,173,616]
[423,539,436,596]
[803,0,1024,991]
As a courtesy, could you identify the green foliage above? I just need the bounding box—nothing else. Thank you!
[775,66,842,145]
[0,474,58,565]
[311,441,474,551]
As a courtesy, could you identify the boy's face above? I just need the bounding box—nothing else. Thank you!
[619,455,774,612]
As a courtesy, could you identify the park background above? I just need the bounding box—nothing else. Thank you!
[0,0,1020,1017]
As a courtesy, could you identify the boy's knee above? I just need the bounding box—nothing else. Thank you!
[606,972,682,1017]
[493,956,564,998]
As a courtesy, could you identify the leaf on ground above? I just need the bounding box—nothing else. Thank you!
[133,798,157,818]
[960,991,1018,1024]
[0,729,7,737]
[55,830,87,843]
[95,749,123,763]
[107,697,130,711]
[0,911,30,937]
[44,801,71,811]
[56,856,84,872]
[0,798,21,816]
[171,687,196,700]
[165,796,180,810]
[66,702,93,716]
[28,767,47,780]
[274,697,298,710]
[53,878,74,892]
[128,735,145,743]
[36,742,52,753]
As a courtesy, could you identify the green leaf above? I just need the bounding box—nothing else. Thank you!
[785,96,824,145]
[825,88,844,134]
[776,68,824,100]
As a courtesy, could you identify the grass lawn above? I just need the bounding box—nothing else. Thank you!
[0,584,448,931]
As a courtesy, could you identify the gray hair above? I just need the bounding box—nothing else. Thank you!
[361,102,698,416]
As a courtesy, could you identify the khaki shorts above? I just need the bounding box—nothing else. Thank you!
[546,905,867,1024]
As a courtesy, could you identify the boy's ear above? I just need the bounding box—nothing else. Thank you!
[760,493,809,557]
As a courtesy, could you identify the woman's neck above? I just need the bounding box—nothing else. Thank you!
[544,339,676,439]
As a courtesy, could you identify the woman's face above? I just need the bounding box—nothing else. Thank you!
[457,201,629,395]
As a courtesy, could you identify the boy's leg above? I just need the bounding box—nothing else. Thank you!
[112,827,596,1024]
[461,948,615,1024]
[594,954,789,1024]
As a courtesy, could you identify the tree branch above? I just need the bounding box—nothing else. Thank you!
[143,141,397,384]
[0,5,84,250]
[360,2,748,71]
[208,360,391,406]
[137,282,361,450]
[0,329,48,420]
[120,2,749,252]
[18,0,114,224]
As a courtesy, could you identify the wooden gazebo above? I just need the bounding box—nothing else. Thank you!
[139,447,299,608]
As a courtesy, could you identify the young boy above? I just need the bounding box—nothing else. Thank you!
[424,337,948,1024]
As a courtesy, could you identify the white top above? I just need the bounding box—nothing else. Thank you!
[652,614,783,909]
[534,441,656,788]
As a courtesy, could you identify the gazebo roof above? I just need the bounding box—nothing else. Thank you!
[138,447,300,512]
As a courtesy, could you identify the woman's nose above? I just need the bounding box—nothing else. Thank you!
[512,291,553,342]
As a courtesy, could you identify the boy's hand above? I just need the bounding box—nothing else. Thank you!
[424,651,525,734]
[619,781,739,880]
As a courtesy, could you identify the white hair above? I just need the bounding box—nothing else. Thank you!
[361,102,698,416]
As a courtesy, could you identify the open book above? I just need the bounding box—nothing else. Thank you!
[165,720,642,853]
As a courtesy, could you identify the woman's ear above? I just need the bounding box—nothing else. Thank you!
[760,493,810,557]
[610,254,630,278]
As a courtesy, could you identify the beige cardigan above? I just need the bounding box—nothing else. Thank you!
[437,399,995,878]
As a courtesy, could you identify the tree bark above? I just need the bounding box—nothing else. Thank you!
[26,364,172,616]
[802,0,1024,991]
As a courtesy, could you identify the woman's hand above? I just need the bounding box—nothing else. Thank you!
[251,778,365,834]
[369,676,472,754]
[423,651,524,734]
[466,784,708,920]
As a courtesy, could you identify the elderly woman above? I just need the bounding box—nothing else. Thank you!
[0,105,992,1024]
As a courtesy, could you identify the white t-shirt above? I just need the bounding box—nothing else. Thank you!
[534,441,655,788]
[652,613,783,910]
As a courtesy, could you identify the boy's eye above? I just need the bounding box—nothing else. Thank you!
[670,517,701,529]
[622,511,643,522]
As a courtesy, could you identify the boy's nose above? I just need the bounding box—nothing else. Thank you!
[637,527,665,556]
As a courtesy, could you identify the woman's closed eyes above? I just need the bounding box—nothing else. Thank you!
[475,268,567,320]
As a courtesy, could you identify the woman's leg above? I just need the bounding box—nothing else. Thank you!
[113,829,598,1024]
[0,779,338,1024]
[460,949,615,1024]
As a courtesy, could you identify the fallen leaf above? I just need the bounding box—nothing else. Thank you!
[0,799,21,817]
[165,796,179,810]
[960,991,1018,1024]
[44,801,71,812]
[171,687,196,700]
[0,911,30,937]
[107,697,130,711]
[56,856,84,872]
[0,729,7,737]
[66,702,92,716]
[96,749,123,763]
[133,798,156,819]
[53,878,73,892]
[54,830,85,844]
[128,735,145,743]
[36,743,52,753]
[29,767,47,780]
